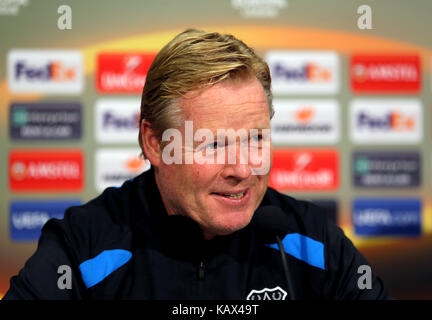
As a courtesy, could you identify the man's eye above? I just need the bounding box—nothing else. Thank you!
[251,134,263,142]
[208,143,217,150]
[207,142,221,150]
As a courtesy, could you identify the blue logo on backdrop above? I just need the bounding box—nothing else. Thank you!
[273,63,310,81]
[353,198,421,237]
[9,200,80,241]
[102,111,138,130]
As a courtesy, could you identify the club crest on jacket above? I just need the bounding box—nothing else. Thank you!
[246,286,287,300]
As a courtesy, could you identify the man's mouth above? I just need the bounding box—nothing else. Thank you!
[211,189,249,201]
[214,191,246,199]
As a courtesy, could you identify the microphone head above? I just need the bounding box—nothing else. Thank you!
[252,206,292,242]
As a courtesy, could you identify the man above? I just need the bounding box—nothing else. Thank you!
[4,29,390,300]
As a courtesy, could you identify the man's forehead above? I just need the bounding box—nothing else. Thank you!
[181,77,266,102]
[177,77,270,128]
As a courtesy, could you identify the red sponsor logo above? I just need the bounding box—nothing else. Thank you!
[350,55,421,93]
[9,150,84,191]
[269,149,339,191]
[96,53,156,93]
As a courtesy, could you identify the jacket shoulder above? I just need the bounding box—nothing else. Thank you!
[51,178,139,262]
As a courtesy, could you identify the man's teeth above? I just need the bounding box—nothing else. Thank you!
[221,192,245,199]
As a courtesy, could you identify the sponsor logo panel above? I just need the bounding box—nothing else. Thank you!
[350,55,421,93]
[9,200,80,241]
[353,198,422,236]
[266,51,339,94]
[95,99,140,143]
[9,102,82,140]
[95,148,150,192]
[96,53,156,93]
[350,99,422,144]
[353,151,421,188]
[9,150,84,191]
[231,0,288,19]
[7,50,83,94]
[271,99,339,144]
[269,149,339,191]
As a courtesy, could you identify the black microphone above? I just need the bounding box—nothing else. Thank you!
[253,206,296,300]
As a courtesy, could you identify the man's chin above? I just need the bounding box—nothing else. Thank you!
[204,214,254,239]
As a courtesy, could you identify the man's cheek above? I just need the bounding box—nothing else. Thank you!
[250,130,272,176]
[189,166,203,181]
[250,150,271,176]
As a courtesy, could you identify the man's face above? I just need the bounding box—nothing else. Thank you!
[154,77,272,239]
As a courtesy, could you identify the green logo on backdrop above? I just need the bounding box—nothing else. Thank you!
[12,109,28,126]
[355,158,370,174]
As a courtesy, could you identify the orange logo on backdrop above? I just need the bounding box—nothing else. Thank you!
[125,157,144,173]
[294,107,315,124]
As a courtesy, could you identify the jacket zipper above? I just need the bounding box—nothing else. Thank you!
[198,261,205,297]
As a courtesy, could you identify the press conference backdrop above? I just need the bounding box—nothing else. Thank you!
[1,0,431,299]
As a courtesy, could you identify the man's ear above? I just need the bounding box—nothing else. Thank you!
[140,120,161,167]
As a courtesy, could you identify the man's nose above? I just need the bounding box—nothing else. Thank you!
[220,144,252,180]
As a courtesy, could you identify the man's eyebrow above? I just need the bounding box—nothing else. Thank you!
[252,126,270,131]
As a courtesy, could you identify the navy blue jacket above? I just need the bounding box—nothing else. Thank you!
[4,168,390,300]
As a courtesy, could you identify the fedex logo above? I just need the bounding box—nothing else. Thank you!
[350,99,422,144]
[95,99,141,143]
[7,50,83,94]
[14,61,77,82]
[273,62,332,82]
[266,51,339,94]
[357,111,415,131]
[103,111,138,129]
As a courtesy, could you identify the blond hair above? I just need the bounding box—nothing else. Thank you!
[138,28,273,157]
